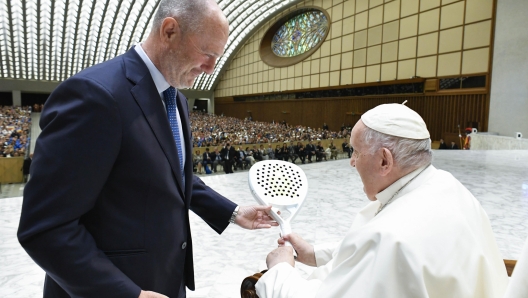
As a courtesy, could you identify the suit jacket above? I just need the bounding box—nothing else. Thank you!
[211,151,222,162]
[17,48,237,298]
[202,151,212,162]
[22,157,32,174]
[220,146,236,161]
[305,144,316,153]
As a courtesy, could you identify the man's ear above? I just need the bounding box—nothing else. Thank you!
[379,148,394,176]
[159,17,182,43]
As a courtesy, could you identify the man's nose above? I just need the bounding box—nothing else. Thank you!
[350,156,356,168]
[202,57,217,74]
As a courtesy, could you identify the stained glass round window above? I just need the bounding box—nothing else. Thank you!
[271,11,329,58]
[260,7,331,67]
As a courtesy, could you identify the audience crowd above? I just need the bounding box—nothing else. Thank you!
[190,112,353,174]
[0,106,32,158]
[189,111,350,147]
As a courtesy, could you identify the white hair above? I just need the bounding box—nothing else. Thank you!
[152,0,212,34]
[362,125,432,171]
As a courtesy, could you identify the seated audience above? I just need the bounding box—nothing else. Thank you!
[245,147,256,167]
[438,138,448,149]
[280,143,290,162]
[193,150,203,174]
[212,147,224,173]
[315,141,326,162]
[259,144,268,160]
[189,111,344,147]
[0,106,32,158]
[236,147,248,170]
[202,148,213,173]
[341,139,351,158]
[288,143,298,164]
[305,141,316,163]
[328,141,338,160]
[295,142,306,164]
[274,145,282,161]
[252,145,263,162]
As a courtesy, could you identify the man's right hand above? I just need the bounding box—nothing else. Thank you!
[278,233,316,267]
[138,290,168,298]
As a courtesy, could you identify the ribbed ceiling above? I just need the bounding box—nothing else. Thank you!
[0,0,299,91]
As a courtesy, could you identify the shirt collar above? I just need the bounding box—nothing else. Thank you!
[134,43,172,95]
[375,164,430,205]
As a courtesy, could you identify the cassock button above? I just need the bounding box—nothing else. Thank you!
[181,242,187,249]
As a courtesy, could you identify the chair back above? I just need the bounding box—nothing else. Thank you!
[504,238,528,297]
[241,270,267,298]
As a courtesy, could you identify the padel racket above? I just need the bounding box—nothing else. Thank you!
[248,160,308,246]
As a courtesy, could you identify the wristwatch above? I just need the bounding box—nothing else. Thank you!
[229,206,239,224]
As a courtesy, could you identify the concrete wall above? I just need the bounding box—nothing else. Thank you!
[488,0,528,137]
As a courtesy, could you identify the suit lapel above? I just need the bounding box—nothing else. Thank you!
[124,49,186,198]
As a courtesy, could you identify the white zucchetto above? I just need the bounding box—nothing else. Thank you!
[361,103,430,139]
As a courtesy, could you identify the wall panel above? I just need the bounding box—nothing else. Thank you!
[216,93,488,142]
[215,0,495,99]
[212,0,496,140]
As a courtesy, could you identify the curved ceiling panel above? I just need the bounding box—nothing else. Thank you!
[0,0,298,91]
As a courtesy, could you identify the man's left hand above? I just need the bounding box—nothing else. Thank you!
[235,205,278,229]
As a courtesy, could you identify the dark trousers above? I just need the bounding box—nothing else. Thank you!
[224,160,234,174]
[213,160,223,172]
[307,152,315,162]
[344,148,351,158]
[316,151,326,161]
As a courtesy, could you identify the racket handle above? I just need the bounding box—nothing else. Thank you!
[280,223,292,238]
[279,223,297,257]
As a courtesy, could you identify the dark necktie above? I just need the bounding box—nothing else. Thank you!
[163,87,185,181]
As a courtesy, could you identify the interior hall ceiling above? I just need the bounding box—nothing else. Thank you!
[0,0,299,91]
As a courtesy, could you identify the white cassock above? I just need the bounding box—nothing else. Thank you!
[256,165,509,298]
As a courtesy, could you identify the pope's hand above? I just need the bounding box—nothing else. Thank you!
[138,290,168,298]
[266,246,295,269]
[279,233,316,267]
[235,205,279,229]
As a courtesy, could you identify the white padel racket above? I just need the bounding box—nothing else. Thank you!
[249,160,308,246]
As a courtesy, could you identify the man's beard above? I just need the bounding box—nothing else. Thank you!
[162,48,195,88]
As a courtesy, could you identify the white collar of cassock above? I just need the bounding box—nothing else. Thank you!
[375,164,432,205]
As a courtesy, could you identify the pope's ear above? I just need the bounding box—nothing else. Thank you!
[379,148,394,176]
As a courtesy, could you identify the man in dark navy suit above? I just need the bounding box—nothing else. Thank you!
[17,1,276,297]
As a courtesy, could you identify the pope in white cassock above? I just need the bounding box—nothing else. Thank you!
[255,103,509,298]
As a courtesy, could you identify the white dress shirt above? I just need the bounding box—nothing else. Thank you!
[134,44,186,167]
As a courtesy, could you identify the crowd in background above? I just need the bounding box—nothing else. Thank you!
[190,111,354,174]
[0,106,31,158]
[189,111,351,147]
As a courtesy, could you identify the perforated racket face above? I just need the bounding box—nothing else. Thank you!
[248,160,308,207]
